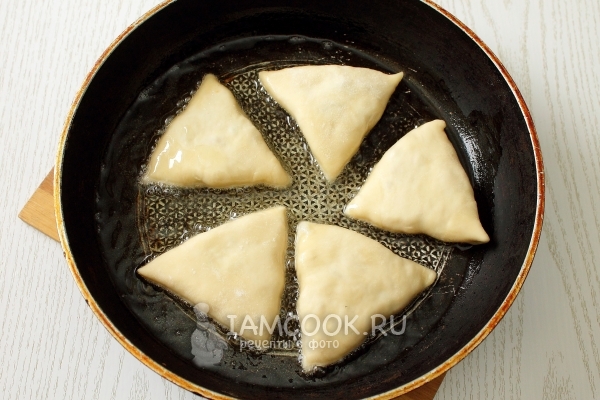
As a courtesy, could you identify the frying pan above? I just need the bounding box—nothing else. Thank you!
[55,0,544,398]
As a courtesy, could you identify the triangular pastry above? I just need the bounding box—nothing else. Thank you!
[259,65,403,181]
[144,74,291,188]
[137,206,288,341]
[345,120,489,244]
[295,222,436,371]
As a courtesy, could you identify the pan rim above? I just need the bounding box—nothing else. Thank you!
[54,0,545,398]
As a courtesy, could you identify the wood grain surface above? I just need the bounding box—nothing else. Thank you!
[2,0,599,399]
[18,169,58,241]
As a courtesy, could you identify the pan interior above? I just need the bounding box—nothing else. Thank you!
[96,36,462,390]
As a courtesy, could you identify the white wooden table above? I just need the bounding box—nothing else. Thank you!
[1,0,598,398]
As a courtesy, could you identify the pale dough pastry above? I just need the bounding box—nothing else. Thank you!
[137,206,288,342]
[144,74,291,188]
[345,119,490,244]
[295,222,437,371]
[259,65,403,182]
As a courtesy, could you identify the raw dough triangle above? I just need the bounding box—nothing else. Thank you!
[295,222,437,371]
[345,120,490,244]
[259,65,403,181]
[144,74,291,188]
[137,206,288,341]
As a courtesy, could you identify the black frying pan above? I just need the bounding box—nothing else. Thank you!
[55,0,544,398]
